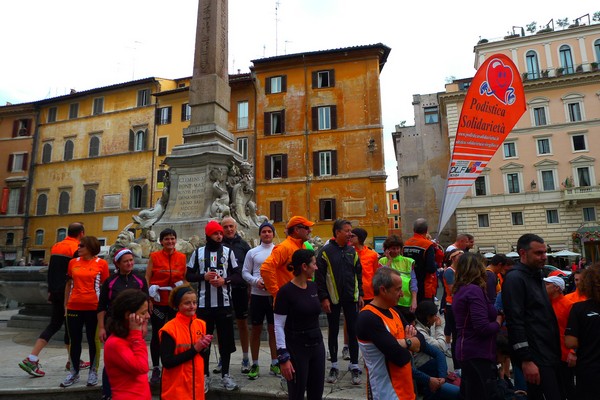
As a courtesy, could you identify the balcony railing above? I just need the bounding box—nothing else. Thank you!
[563,186,600,202]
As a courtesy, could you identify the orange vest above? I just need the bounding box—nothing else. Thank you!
[148,250,187,306]
[51,236,80,257]
[159,313,206,400]
[362,304,415,400]
[403,234,437,300]
[443,266,455,305]
[550,294,574,362]
[260,236,305,298]
[564,289,587,303]
[357,246,381,301]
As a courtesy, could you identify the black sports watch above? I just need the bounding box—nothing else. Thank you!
[405,338,412,350]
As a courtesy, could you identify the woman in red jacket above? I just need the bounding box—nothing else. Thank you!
[160,284,213,399]
[104,289,151,400]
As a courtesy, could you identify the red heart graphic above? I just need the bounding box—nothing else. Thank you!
[486,59,513,104]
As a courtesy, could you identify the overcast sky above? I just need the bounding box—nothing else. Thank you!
[1,1,598,189]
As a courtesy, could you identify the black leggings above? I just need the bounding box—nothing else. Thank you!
[65,310,100,373]
[327,301,359,364]
[150,304,175,367]
[287,337,325,400]
[198,307,236,376]
[39,292,69,344]
[460,358,498,400]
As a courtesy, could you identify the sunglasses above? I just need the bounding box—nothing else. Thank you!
[296,225,310,230]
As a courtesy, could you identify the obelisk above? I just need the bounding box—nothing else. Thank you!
[154,0,242,239]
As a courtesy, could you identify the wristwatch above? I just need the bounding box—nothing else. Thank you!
[405,338,412,349]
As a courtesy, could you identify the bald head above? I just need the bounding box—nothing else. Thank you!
[413,218,428,234]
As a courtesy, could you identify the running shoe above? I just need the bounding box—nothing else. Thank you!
[269,362,281,376]
[19,358,45,377]
[213,358,222,374]
[241,358,251,374]
[351,368,361,385]
[87,370,98,386]
[326,367,339,384]
[150,366,161,385]
[221,374,239,391]
[60,373,80,387]
[342,346,350,360]
[248,364,259,380]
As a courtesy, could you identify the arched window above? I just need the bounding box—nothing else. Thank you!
[559,45,574,74]
[35,229,44,246]
[57,228,67,242]
[6,232,14,246]
[36,193,48,216]
[89,136,100,157]
[525,50,540,79]
[64,139,74,161]
[58,191,70,215]
[135,130,145,151]
[42,143,52,164]
[84,189,96,213]
[130,185,143,209]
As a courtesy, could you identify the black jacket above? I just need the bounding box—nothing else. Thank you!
[222,234,250,289]
[502,261,561,367]
[315,239,363,303]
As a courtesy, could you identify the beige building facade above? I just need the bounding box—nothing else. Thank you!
[440,23,600,261]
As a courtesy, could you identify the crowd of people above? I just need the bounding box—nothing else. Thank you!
[15,217,600,400]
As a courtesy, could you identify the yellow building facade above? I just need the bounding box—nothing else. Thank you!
[27,78,177,260]
[4,44,390,261]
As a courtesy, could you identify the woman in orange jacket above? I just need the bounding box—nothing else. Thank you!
[160,284,213,399]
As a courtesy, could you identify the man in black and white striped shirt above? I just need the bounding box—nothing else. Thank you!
[186,220,243,391]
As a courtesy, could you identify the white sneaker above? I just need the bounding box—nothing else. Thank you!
[60,372,79,387]
[87,370,98,386]
[221,374,239,391]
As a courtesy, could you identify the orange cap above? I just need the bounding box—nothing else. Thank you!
[286,216,315,229]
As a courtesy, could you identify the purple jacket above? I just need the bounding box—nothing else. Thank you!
[453,283,500,362]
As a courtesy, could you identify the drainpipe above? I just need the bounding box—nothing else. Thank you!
[303,54,311,221]
[22,108,41,260]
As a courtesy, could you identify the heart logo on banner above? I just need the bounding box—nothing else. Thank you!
[486,59,514,104]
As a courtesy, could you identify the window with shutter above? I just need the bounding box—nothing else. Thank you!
[92,98,104,115]
[89,136,100,157]
[158,137,168,156]
[58,192,70,215]
[270,201,283,222]
[137,89,150,107]
[35,230,44,246]
[84,189,96,213]
[69,103,79,119]
[64,140,74,161]
[319,198,336,220]
[181,104,191,121]
[48,107,57,123]
[130,185,143,209]
[42,143,52,163]
[36,194,48,216]
[6,232,14,246]
[57,228,67,242]
[158,107,172,125]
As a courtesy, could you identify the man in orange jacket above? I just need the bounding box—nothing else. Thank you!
[260,216,313,299]
[403,218,438,303]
